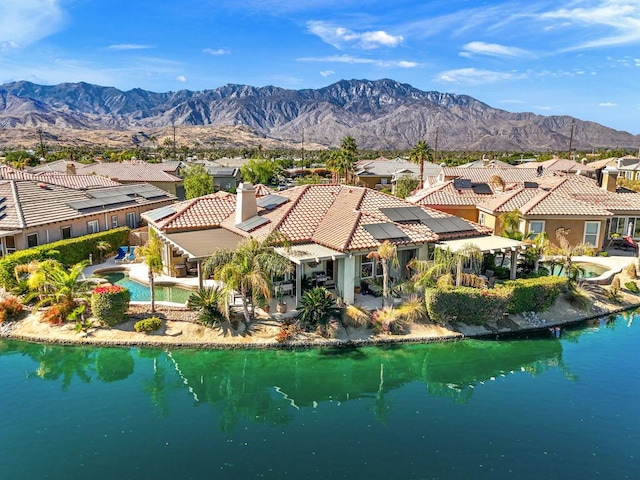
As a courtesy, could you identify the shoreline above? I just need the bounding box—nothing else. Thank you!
[3,290,639,350]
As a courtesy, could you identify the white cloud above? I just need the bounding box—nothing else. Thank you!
[320,70,335,77]
[599,102,617,107]
[0,0,66,49]
[176,75,187,82]
[435,68,525,85]
[203,48,230,55]
[107,44,153,51]
[539,1,640,51]
[460,41,532,58]
[299,54,415,68]
[498,99,527,105]
[307,21,403,49]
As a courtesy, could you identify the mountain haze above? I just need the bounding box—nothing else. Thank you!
[1,79,638,151]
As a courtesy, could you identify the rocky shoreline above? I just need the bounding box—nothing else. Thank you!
[3,285,640,349]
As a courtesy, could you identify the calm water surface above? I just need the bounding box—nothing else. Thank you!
[1,312,638,479]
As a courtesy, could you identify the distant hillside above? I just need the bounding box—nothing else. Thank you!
[1,79,638,151]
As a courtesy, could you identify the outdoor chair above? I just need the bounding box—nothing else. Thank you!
[622,236,638,252]
[114,246,127,263]
[126,246,137,262]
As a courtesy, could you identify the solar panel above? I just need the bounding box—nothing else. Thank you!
[364,223,407,240]
[524,181,538,189]
[471,183,492,194]
[236,215,270,232]
[145,206,176,222]
[453,178,473,189]
[257,194,288,210]
[380,207,433,223]
[420,216,474,234]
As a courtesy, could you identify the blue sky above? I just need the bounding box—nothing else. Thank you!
[1,0,639,134]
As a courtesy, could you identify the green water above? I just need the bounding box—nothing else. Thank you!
[1,312,638,479]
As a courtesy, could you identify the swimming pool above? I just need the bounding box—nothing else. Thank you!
[99,272,193,304]
[543,261,610,278]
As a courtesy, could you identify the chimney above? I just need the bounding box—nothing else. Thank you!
[66,162,76,175]
[601,166,618,192]
[235,182,258,224]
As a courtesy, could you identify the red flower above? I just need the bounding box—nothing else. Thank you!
[93,284,126,295]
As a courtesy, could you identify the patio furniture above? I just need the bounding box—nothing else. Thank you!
[126,246,137,262]
[114,246,127,263]
[622,236,638,252]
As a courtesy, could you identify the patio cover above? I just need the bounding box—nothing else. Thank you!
[163,230,242,260]
[274,242,346,265]
[437,235,528,254]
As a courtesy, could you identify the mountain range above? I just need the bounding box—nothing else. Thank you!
[1,78,638,151]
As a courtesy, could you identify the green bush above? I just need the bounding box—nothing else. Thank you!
[501,276,567,314]
[0,227,130,289]
[426,287,510,325]
[625,281,639,293]
[134,316,162,333]
[91,284,130,327]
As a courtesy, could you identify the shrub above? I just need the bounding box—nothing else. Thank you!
[0,295,24,323]
[187,287,226,326]
[625,281,639,293]
[426,287,510,325]
[501,276,567,314]
[565,285,591,311]
[91,284,130,327]
[0,227,130,289]
[276,322,300,343]
[611,275,621,290]
[134,316,162,333]
[626,263,637,279]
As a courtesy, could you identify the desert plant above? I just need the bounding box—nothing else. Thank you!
[295,287,342,337]
[187,287,227,327]
[565,284,591,311]
[611,275,621,291]
[134,316,163,333]
[276,321,301,343]
[394,294,427,323]
[625,281,639,293]
[372,307,407,335]
[0,295,24,323]
[626,263,637,279]
[342,304,371,329]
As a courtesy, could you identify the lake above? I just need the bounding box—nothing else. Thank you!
[1,311,638,479]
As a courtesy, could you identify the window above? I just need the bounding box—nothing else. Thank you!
[61,226,72,239]
[584,222,600,246]
[528,220,545,238]
[478,212,486,225]
[87,220,99,234]
[5,236,16,254]
[609,217,625,236]
[126,212,136,229]
[111,215,118,228]
[27,233,38,248]
[361,259,374,279]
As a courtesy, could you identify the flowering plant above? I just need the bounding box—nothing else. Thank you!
[93,284,126,295]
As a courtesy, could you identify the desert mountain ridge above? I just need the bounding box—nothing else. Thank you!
[0,78,638,151]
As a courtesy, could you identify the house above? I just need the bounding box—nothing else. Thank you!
[413,162,640,250]
[142,183,497,305]
[354,157,441,191]
[0,165,122,190]
[516,157,596,177]
[0,179,176,256]
[69,162,186,199]
[203,165,242,192]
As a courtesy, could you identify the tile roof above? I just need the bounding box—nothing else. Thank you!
[146,184,491,252]
[76,163,182,182]
[408,180,499,206]
[0,180,174,229]
[516,158,595,172]
[437,166,556,184]
[0,166,122,189]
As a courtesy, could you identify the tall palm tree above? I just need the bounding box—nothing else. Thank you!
[340,136,358,184]
[135,233,163,313]
[366,240,399,308]
[326,150,345,183]
[409,140,433,187]
[202,235,291,325]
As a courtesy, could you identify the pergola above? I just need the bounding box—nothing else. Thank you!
[436,235,531,282]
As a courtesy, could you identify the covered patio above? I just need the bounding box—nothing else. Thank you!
[436,235,530,283]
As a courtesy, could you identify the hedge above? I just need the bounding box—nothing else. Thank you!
[134,316,163,333]
[426,287,510,325]
[0,227,130,289]
[91,284,130,327]
[500,276,567,314]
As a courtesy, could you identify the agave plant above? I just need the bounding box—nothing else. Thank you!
[187,287,227,327]
[296,287,342,337]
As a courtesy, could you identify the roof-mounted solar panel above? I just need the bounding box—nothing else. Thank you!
[236,215,270,232]
[380,206,432,223]
[471,183,492,194]
[257,194,288,210]
[145,206,176,222]
[453,178,473,189]
[364,223,408,240]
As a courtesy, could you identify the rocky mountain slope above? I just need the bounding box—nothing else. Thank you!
[1,79,638,151]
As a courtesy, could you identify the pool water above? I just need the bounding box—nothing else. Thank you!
[100,271,193,304]
[544,261,610,278]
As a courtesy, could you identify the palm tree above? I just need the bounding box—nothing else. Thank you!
[95,241,112,263]
[500,209,523,240]
[366,240,399,308]
[326,150,345,183]
[202,235,291,325]
[135,233,163,313]
[296,287,342,337]
[545,228,591,284]
[21,259,93,320]
[409,140,433,187]
[340,136,357,184]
